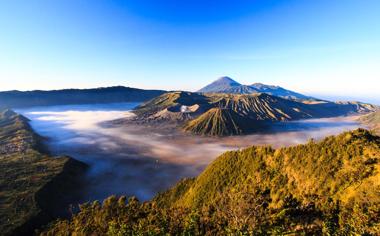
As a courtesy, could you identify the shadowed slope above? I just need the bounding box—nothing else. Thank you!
[0,109,86,236]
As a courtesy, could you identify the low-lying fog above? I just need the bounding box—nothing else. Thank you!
[17,103,362,202]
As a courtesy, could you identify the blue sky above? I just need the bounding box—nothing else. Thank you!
[0,0,379,103]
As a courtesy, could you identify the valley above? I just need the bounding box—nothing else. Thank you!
[17,103,363,204]
[0,81,378,235]
[2,1,380,234]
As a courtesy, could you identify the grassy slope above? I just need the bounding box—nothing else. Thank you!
[360,111,380,135]
[155,129,380,233]
[0,109,86,236]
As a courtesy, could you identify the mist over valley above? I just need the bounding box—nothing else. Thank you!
[16,103,363,202]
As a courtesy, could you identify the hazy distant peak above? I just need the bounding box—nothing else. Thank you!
[198,77,313,100]
[215,76,241,86]
[250,83,280,90]
[197,76,241,93]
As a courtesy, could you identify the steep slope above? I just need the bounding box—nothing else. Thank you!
[0,109,86,236]
[183,108,248,136]
[359,110,380,134]
[210,93,313,121]
[0,86,165,108]
[43,129,380,235]
[155,129,380,234]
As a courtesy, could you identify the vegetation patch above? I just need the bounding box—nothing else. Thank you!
[359,110,380,135]
[0,109,86,236]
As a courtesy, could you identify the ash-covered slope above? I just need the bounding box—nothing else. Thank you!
[133,91,210,123]
[183,108,249,136]
[133,91,209,117]
[211,93,313,121]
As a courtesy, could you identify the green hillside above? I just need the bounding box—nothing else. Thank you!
[133,91,377,136]
[0,109,86,236]
[360,111,380,135]
[42,129,380,235]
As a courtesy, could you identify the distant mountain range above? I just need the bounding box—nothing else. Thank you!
[132,91,377,136]
[0,86,166,108]
[198,76,314,100]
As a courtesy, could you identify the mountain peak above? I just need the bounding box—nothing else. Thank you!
[215,76,240,85]
[197,76,241,93]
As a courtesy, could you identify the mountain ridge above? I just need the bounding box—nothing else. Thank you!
[0,109,87,236]
[0,86,166,108]
[198,77,313,100]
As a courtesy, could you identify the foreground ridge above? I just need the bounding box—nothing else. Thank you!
[0,109,86,236]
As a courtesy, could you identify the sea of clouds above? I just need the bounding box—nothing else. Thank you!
[17,103,362,202]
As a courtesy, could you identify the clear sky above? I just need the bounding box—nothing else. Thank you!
[0,0,379,103]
